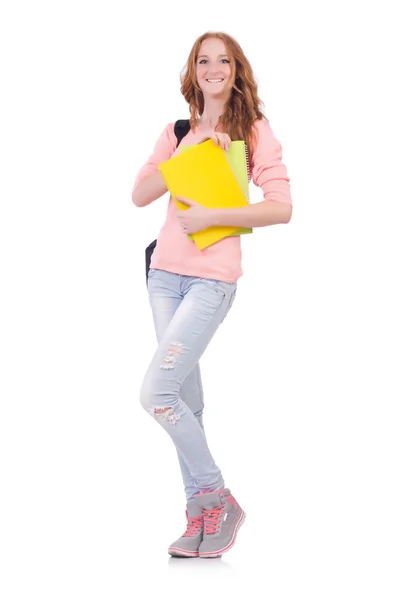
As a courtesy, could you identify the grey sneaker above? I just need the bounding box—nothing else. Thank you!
[195,488,246,558]
[168,499,204,557]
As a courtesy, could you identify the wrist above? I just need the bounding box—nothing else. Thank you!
[210,208,221,227]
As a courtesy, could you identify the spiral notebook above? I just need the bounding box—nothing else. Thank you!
[179,141,252,240]
[158,139,251,250]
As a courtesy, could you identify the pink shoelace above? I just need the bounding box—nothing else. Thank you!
[202,504,225,535]
[183,515,204,537]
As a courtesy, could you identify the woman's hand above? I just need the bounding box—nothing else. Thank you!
[197,129,232,151]
[176,197,214,234]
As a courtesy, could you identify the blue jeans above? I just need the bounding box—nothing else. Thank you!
[140,268,237,501]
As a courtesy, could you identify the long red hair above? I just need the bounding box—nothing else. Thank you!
[180,32,267,160]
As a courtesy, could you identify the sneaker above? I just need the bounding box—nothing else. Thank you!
[168,499,204,557]
[195,488,246,558]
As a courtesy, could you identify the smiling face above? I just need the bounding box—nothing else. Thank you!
[196,37,233,100]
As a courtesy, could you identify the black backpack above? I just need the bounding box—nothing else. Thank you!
[145,119,191,284]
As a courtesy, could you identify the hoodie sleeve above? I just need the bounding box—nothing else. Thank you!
[132,123,177,190]
[250,119,292,205]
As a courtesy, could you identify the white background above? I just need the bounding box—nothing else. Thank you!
[1,0,396,598]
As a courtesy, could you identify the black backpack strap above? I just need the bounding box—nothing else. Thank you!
[145,119,191,285]
[174,119,191,147]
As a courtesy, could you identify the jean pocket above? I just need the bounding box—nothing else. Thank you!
[220,287,237,323]
[199,277,232,297]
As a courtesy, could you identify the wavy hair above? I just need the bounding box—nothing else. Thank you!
[180,31,267,161]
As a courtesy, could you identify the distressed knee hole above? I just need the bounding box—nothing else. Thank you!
[152,406,180,425]
[161,341,184,370]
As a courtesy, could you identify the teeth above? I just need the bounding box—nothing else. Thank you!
[207,79,223,83]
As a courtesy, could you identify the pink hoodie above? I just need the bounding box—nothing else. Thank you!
[133,119,292,282]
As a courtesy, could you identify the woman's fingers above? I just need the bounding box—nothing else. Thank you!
[212,133,231,151]
[211,133,220,146]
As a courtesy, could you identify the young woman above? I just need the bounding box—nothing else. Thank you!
[132,31,292,558]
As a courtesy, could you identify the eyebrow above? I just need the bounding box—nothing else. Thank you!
[197,54,229,59]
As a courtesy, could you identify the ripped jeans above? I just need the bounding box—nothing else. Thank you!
[140,268,237,501]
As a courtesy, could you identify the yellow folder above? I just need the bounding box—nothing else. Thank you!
[179,141,252,239]
[159,139,250,250]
